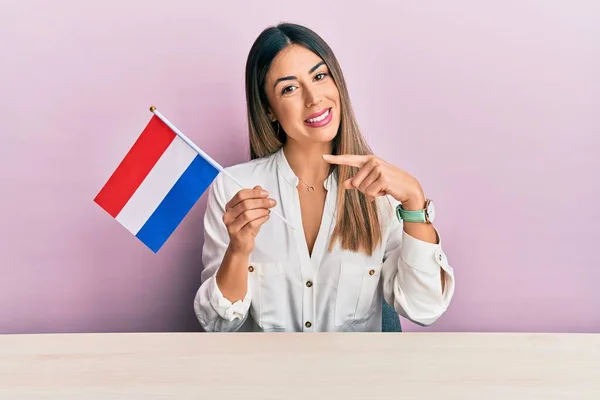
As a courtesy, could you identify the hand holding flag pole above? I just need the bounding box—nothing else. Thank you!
[94,106,295,253]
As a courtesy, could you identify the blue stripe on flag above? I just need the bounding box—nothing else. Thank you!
[136,154,219,252]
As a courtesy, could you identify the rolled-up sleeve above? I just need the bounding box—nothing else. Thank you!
[381,198,455,326]
[193,172,252,332]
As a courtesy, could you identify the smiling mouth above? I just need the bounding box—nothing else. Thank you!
[304,108,332,128]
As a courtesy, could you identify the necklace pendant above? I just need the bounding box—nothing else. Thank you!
[308,185,315,192]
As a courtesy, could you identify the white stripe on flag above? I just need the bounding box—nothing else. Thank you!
[116,136,197,235]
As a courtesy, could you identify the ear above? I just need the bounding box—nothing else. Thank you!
[267,108,277,122]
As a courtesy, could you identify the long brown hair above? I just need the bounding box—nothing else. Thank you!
[244,23,383,256]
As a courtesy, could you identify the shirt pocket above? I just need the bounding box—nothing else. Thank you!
[248,261,287,330]
[334,262,383,327]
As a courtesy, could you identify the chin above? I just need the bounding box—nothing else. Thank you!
[307,122,341,144]
[300,133,333,147]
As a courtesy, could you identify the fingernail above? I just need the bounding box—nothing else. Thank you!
[261,190,269,196]
[270,199,276,206]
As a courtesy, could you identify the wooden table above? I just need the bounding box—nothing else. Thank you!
[1,332,599,399]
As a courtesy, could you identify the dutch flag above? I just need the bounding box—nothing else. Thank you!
[94,107,293,253]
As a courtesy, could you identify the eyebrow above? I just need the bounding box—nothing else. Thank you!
[273,61,326,89]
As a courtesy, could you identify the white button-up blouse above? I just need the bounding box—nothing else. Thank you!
[194,148,455,332]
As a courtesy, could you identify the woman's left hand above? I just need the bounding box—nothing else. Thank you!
[322,154,425,208]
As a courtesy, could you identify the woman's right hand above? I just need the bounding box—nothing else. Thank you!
[223,185,277,255]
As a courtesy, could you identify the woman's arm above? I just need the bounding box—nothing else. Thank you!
[381,197,455,326]
[321,154,455,325]
[400,196,446,292]
[215,246,251,303]
[194,173,252,332]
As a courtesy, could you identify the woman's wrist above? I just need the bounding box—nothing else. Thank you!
[400,191,426,211]
[225,244,252,263]
[215,246,252,303]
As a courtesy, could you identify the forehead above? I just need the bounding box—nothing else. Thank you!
[267,45,324,79]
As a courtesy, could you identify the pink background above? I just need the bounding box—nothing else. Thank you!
[1,0,599,334]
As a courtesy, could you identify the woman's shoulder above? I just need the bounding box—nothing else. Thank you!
[222,152,277,177]
[219,152,278,187]
[210,152,278,198]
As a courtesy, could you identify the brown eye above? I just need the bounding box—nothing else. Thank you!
[282,85,297,94]
[314,73,327,81]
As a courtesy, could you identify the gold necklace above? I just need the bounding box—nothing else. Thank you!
[297,177,315,192]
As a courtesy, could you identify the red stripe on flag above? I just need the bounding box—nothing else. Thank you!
[94,115,176,217]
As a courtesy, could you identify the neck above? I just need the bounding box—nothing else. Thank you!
[283,140,333,185]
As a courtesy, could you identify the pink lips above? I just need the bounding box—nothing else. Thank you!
[303,108,333,128]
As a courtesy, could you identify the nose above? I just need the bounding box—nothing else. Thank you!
[304,86,322,108]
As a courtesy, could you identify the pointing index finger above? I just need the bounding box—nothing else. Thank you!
[322,154,368,168]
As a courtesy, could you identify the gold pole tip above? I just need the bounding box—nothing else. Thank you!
[149,106,156,112]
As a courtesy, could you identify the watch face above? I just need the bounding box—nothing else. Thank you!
[426,200,435,223]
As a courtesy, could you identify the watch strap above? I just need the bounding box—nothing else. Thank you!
[395,204,427,223]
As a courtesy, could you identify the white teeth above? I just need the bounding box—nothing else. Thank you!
[307,109,330,123]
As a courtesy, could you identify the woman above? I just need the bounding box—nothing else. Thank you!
[194,22,455,332]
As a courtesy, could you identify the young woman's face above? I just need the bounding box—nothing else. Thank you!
[264,45,341,146]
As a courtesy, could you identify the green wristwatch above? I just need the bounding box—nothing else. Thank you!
[396,199,435,223]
